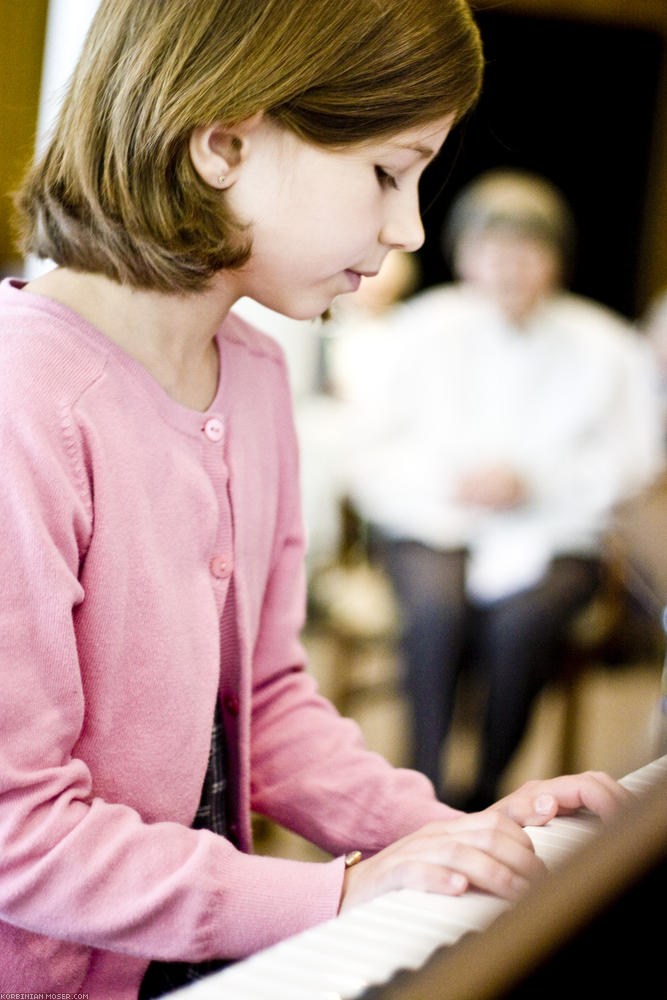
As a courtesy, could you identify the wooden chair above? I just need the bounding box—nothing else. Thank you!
[307,498,402,717]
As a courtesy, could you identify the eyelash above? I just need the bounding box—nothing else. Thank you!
[375,166,399,190]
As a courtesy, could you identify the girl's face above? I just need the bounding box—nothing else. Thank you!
[224,115,455,319]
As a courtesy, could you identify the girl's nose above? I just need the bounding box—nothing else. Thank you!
[380,189,425,253]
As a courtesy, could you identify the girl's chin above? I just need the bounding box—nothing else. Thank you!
[270,294,339,322]
[245,274,353,322]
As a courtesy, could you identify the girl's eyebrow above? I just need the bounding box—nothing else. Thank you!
[395,143,436,160]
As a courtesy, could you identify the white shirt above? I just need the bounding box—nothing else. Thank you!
[333,284,664,602]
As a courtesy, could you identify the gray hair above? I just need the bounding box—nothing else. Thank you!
[443,169,576,270]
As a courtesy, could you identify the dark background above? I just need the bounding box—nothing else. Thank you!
[416,10,664,321]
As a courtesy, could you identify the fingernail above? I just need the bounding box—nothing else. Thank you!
[535,794,554,815]
[448,873,467,893]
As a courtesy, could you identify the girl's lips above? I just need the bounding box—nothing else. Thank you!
[344,269,379,291]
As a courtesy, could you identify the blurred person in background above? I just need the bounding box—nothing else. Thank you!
[333,170,664,809]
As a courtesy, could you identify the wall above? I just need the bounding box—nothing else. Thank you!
[0,1,48,273]
[417,0,667,318]
[470,0,667,311]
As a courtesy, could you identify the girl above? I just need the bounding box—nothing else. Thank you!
[2,1,629,997]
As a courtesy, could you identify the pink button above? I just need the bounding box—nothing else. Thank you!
[203,417,224,442]
[210,555,233,579]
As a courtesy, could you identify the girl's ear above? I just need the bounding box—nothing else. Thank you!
[189,111,263,190]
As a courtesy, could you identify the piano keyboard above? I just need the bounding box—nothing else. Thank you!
[175,755,667,1000]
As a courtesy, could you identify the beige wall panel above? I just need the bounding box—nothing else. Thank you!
[0,2,48,271]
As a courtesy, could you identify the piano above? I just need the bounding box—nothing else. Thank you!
[173,754,667,999]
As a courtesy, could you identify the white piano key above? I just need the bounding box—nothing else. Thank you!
[206,934,374,999]
[344,894,483,941]
[356,891,504,941]
[270,920,413,982]
[527,821,598,858]
[529,825,597,849]
[525,838,578,869]
[317,918,437,972]
[256,949,371,995]
[391,887,509,929]
[544,814,601,836]
[234,952,367,997]
[208,969,318,1000]
[621,756,667,794]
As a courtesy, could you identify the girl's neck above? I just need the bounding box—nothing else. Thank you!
[25,267,241,411]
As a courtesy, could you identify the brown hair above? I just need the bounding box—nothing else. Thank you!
[16,0,483,292]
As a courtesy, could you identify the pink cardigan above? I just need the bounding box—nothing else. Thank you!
[0,279,453,998]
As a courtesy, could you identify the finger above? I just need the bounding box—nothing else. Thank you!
[449,826,546,883]
[541,771,634,820]
[491,789,560,827]
[410,826,546,897]
[371,850,529,903]
[493,772,634,827]
[420,811,536,853]
[382,859,470,897]
[432,841,538,902]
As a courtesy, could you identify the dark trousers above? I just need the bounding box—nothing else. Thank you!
[373,535,600,807]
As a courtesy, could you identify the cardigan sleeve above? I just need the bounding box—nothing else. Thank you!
[247,387,459,856]
[250,651,459,858]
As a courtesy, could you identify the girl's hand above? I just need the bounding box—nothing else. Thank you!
[487,771,634,827]
[339,771,632,914]
[339,810,545,913]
